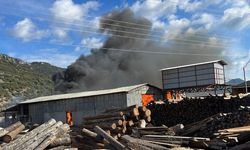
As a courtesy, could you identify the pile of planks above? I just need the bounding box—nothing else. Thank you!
[208,125,250,149]
[0,119,72,150]
[148,96,250,126]
[83,105,152,139]
[79,125,212,150]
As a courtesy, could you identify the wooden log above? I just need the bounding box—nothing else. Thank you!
[34,124,70,150]
[121,135,169,150]
[144,109,151,117]
[137,126,169,131]
[84,112,124,121]
[49,134,71,148]
[102,105,139,114]
[142,135,210,142]
[19,121,63,150]
[82,128,97,138]
[47,145,71,150]
[94,126,126,150]
[84,117,122,125]
[4,118,56,150]
[82,123,116,130]
[168,124,184,135]
[2,124,25,143]
[138,119,146,128]
[0,121,22,137]
[218,125,250,133]
[82,128,108,143]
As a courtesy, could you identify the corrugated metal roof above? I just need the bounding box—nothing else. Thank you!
[20,83,149,104]
[160,60,227,71]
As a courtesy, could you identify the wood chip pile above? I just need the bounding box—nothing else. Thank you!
[0,119,72,150]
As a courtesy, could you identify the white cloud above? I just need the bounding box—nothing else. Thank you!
[131,0,177,21]
[11,18,48,42]
[50,0,100,41]
[52,28,68,40]
[221,6,250,30]
[81,37,103,49]
[164,18,191,39]
[225,49,250,79]
[178,0,203,12]
[50,0,99,23]
[192,13,215,30]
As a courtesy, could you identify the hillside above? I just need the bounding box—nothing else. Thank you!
[227,78,244,86]
[0,54,64,111]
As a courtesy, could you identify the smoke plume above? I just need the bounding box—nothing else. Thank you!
[53,8,225,93]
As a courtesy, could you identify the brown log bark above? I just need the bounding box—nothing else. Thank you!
[94,126,126,150]
[2,124,25,143]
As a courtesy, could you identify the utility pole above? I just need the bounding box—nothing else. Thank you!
[243,59,250,93]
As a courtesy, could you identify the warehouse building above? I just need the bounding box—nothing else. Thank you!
[19,83,162,125]
[161,60,227,100]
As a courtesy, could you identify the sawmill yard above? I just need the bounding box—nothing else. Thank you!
[2,0,250,150]
[1,94,250,150]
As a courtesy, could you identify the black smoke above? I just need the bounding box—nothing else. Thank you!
[53,8,225,93]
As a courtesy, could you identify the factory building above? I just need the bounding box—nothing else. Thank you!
[19,83,162,125]
[161,60,227,100]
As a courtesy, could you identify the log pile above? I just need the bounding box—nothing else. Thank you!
[83,105,152,138]
[0,119,72,150]
[148,96,250,126]
[180,106,250,138]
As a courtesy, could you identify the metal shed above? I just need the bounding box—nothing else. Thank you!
[19,83,162,125]
[161,60,227,90]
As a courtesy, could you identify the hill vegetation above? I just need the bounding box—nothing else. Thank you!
[0,54,64,111]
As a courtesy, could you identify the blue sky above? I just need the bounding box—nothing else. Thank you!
[0,0,250,80]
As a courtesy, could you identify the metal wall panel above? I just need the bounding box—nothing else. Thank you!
[162,62,225,90]
[163,73,178,79]
[196,63,213,69]
[179,66,195,72]
[179,76,196,82]
[179,81,196,87]
[28,92,127,125]
[196,68,214,75]
[163,83,179,89]
[127,85,162,106]
[179,71,195,77]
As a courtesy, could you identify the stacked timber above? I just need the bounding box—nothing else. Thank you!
[0,121,25,143]
[148,96,250,126]
[1,119,72,150]
[181,106,250,138]
[83,105,152,138]
[207,125,250,149]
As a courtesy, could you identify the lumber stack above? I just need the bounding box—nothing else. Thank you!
[1,119,72,150]
[0,121,25,143]
[148,95,250,126]
[181,106,250,138]
[83,105,152,138]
